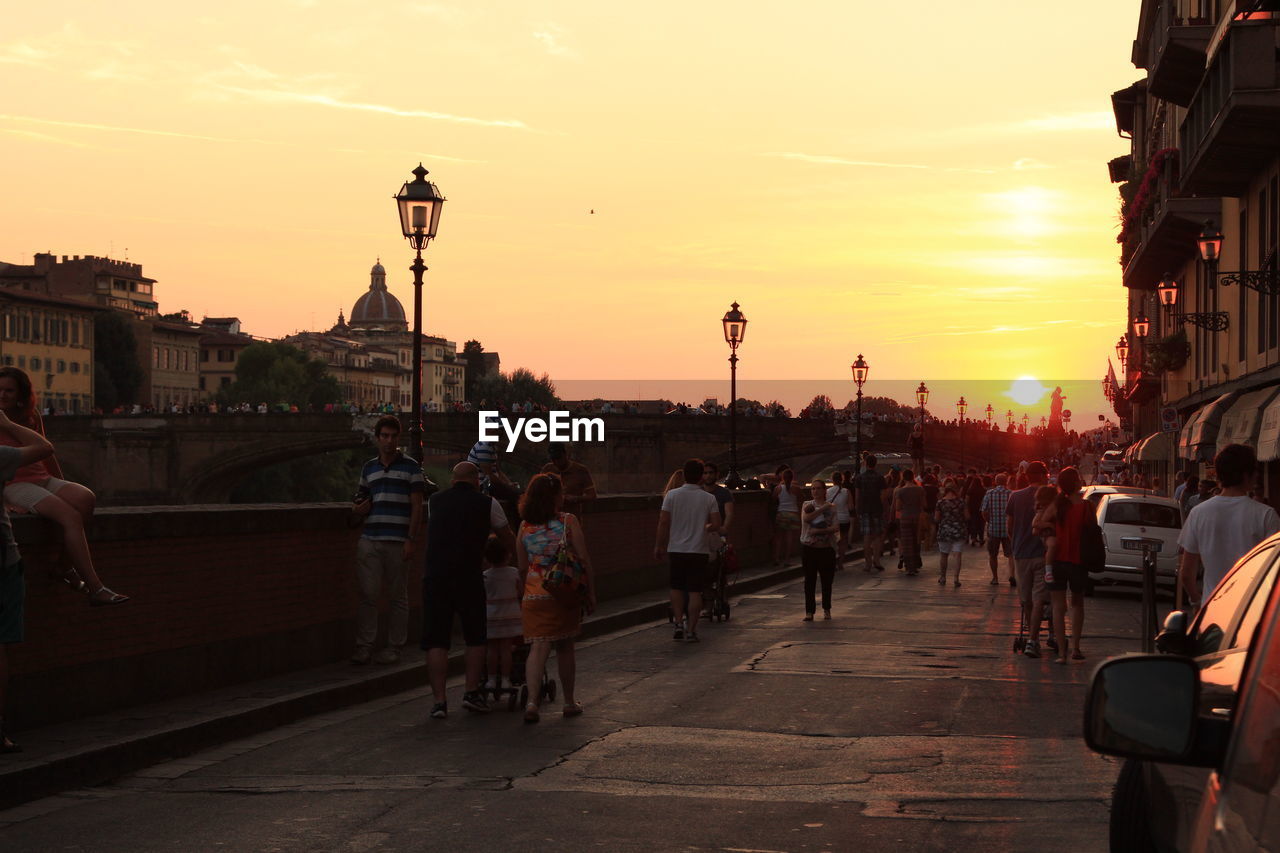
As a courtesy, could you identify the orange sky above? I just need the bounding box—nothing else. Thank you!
[1,1,1143,422]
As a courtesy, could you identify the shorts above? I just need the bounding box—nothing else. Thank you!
[775,511,801,531]
[859,513,884,537]
[4,478,72,512]
[420,576,487,650]
[1044,560,1088,595]
[669,552,710,593]
[936,540,964,554]
[1014,557,1050,604]
[838,522,851,540]
[0,559,25,644]
[986,537,1012,558]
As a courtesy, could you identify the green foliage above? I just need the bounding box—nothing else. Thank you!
[471,367,560,409]
[1143,329,1190,374]
[463,339,487,402]
[93,311,143,407]
[218,342,340,409]
[848,396,920,419]
[229,448,369,503]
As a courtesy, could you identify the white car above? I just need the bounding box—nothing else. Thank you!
[1098,449,1126,474]
[1081,484,1159,507]
[1093,493,1182,589]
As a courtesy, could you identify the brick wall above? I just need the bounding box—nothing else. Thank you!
[7,492,773,728]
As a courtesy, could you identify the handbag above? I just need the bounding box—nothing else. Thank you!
[542,517,588,608]
[1080,505,1106,574]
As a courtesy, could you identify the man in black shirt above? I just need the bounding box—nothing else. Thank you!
[422,462,517,720]
[856,456,887,573]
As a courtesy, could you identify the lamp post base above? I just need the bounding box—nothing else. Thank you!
[725,469,745,490]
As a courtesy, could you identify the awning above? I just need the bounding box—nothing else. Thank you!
[1179,392,1239,461]
[1217,385,1280,453]
[1137,430,1174,462]
[1123,438,1144,465]
[1259,395,1280,462]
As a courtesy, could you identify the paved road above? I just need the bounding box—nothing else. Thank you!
[2,547,1150,852]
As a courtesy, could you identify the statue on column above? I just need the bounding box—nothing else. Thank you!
[1048,387,1065,432]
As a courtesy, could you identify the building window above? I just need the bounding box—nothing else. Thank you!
[199,376,206,391]
[70,362,79,374]
[19,313,27,343]
[17,356,24,368]
[31,357,41,371]
[31,313,40,343]
[57,360,66,373]
[72,319,79,346]
[153,346,160,368]
[1,356,10,366]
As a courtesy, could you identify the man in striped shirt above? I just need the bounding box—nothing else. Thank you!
[351,415,425,665]
[980,473,1014,586]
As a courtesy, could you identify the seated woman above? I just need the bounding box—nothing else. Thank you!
[0,368,127,605]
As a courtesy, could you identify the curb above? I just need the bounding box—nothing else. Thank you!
[0,559,814,811]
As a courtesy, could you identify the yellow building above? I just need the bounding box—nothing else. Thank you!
[1115,2,1280,496]
[0,288,102,414]
[136,318,204,410]
[198,317,257,399]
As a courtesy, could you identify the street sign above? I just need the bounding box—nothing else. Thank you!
[1160,406,1182,433]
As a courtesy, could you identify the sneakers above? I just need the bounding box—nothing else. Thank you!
[462,691,491,713]
[429,702,447,720]
[802,613,814,622]
[686,632,700,643]
[823,610,832,620]
[350,647,372,665]
[373,648,400,665]
[1023,639,1041,659]
[1045,636,1060,653]
[673,627,685,641]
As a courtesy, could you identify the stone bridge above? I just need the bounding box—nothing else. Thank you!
[44,413,1056,505]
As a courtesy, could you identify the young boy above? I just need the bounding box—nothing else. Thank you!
[482,535,522,691]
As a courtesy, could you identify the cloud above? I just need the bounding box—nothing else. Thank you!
[1011,111,1115,133]
[764,152,994,174]
[1013,157,1052,170]
[533,23,581,60]
[1,128,94,148]
[0,41,52,66]
[214,86,530,128]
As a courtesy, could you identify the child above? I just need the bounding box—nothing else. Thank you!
[1031,485,1060,578]
[482,535,522,691]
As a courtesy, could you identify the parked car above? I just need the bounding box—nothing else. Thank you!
[1091,493,1182,590]
[1099,449,1127,474]
[1082,484,1160,507]
[1085,531,1280,852]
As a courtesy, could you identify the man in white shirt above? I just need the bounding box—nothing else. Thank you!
[655,458,721,643]
[1179,444,1280,606]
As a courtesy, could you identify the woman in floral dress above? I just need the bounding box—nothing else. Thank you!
[934,479,968,586]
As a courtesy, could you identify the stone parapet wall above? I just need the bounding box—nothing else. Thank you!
[7,492,773,728]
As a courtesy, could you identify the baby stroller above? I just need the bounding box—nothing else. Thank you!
[1012,602,1058,654]
[706,542,740,623]
[486,642,556,711]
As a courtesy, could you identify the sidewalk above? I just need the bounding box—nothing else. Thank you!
[0,557,812,810]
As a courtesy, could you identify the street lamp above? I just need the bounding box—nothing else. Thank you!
[1133,316,1150,338]
[985,403,994,468]
[393,164,446,466]
[852,354,869,474]
[1022,413,1029,434]
[1197,219,1280,294]
[1156,271,1229,331]
[1006,409,1014,428]
[1116,334,1129,388]
[956,396,967,469]
[722,301,747,488]
[914,381,929,471]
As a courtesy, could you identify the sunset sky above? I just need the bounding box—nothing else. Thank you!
[1,1,1142,421]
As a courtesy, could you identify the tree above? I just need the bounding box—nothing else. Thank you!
[471,367,560,409]
[218,342,340,409]
[848,395,920,419]
[766,400,791,418]
[462,339,487,402]
[94,311,144,408]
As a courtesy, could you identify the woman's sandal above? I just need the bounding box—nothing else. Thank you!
[57,568,85,592]
[954,580,962,588]
[937,574,946,585]
[1071,651,1086,661]
[562,702,583,718]
[524,704,540,724]
[87,586,130,607]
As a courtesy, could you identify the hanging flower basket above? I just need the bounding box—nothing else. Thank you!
[1142,329,1190,374]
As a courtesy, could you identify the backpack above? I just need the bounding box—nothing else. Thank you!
[1080,504,1105,573]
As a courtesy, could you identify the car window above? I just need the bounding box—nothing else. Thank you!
[1232,559,1280,652]
[1195,547,1279,656]
[1102,502,1181,528]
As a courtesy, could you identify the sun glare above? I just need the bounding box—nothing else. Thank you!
[1006,376,1050,406]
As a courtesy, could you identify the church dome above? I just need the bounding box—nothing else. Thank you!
[350,259,407,330]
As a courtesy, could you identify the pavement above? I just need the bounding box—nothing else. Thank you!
[0,543,1160,852]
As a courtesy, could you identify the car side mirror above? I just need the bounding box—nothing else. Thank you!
[1156,610,1191,655]
[1084,655,1201,763]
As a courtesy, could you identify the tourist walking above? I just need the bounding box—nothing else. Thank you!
[893,470,925,575]
[965,473,986,546]
[826,472,853,569]
[482,535,522,694]
[800,479,838,620]
[422,462,517,720]
[771,467,805,566]
[0,367,127,606]
[855,457,887,573]
[517,473,597,723]
[1006,462,1055,658]
[350,415,423,665]
[655,459,721,643]
[541,442,597,513]
[1179,444,1280,607]
[1035,467,1093,664]
[934,479,967,586]
[980,473,1013,586]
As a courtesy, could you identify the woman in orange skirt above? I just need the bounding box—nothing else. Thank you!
[517,473,596,723]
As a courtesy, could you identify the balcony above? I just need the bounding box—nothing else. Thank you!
[1136,2,1214,106]
[1180,16,1280,196]
[1123,196,1221,289]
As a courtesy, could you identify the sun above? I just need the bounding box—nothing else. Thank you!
[1006,376,1050,406]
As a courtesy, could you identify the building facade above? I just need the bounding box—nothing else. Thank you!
[0,289,102,413]
[1114,1,1280,497]
[198,317,257,398]
[137,319,204,410]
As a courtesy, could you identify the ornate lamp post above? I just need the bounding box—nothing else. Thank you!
[985,403,994,468]
[1157,271,1229,331]
[956,396,968,470]
[1116,334,1130,388]
[852,354,869,474]
[915,382,929,429]
[1006,409,1014,429]
[1022,413,1030,434]
[722,302,747,488]
[1197,219,1280,294]
[393,164,445,465]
